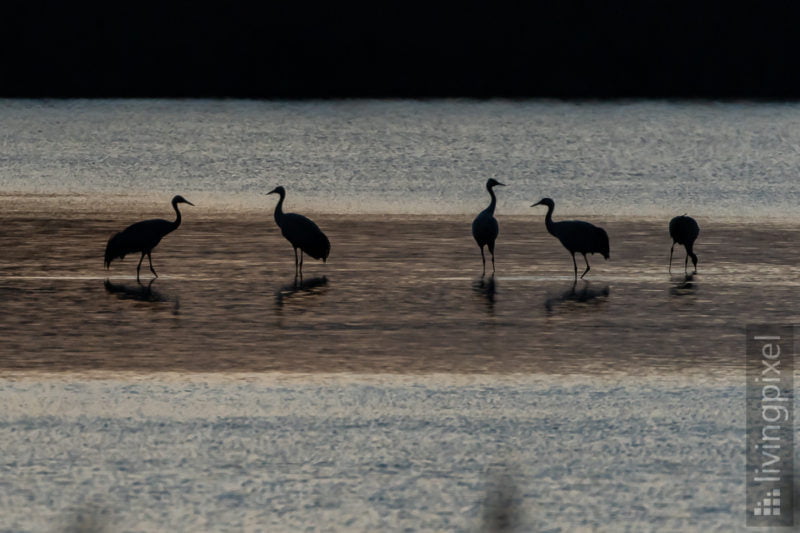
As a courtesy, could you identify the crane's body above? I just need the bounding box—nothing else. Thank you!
[532,197,609,279]
[268,186,330,276]
[104,195,194,281]
[472,178,505,275]
[669,214,699,274]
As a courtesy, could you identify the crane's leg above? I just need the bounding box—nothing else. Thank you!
[480,246,486,277]
[669,243,675,273]
[580,254,591,279]
[488,242,496,274]
[293,248,299,277]
[684,251,689,274]
[571,253,578,280]
[147,252,158,278]
[686,244,698,274]
[136,252,145,282]
[299,252,304,279]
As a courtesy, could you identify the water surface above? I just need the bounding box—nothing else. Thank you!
[2,100,798,532]
[2,99,799,218]
[1,203,797,375]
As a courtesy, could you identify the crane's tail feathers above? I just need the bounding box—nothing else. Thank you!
[104,232,128,269]
[596,227,610,260]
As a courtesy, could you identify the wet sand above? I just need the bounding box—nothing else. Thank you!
[1,197,798,376]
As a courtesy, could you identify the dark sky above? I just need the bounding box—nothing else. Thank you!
[4,3,800,98]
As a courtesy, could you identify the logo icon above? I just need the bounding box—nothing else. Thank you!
[753,488,781,516]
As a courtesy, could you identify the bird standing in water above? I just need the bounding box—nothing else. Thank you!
[531,197,609,279]
[472,178,505,276]
[669,214,700,274]
[104,195,194,281]
[268,186,330,277]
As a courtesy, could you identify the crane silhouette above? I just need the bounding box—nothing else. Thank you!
[472,178,505,276]
[669,214,699,274]
[104,195,194,281]
[531,198,610,279]
[268,186,330,277]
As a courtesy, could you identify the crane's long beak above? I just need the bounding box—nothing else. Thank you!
[531,200,543,207]
[497,182,506,187]
[185,200,195,206]
[267,187,279,195]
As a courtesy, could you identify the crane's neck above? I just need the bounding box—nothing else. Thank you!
[486,184,497,215]
[273,191,285,226]
[172,200,182,230]
[543,203,555,234]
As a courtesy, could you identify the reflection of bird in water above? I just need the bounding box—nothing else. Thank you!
[544,281,610,313]
[275,276,329,306]
[268,186,330,278]
[670,273,696,296]
[472,275,497,313]
[104,195,194,281]
[104,278,169,303]
[531,198,609,279]
[669,214,700,274]
[472,178,505,276]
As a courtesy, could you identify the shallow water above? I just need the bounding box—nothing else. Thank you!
[1,202,798,375]
[1,99,800,218]
[2,100,799,531]
[0,374,752,532]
